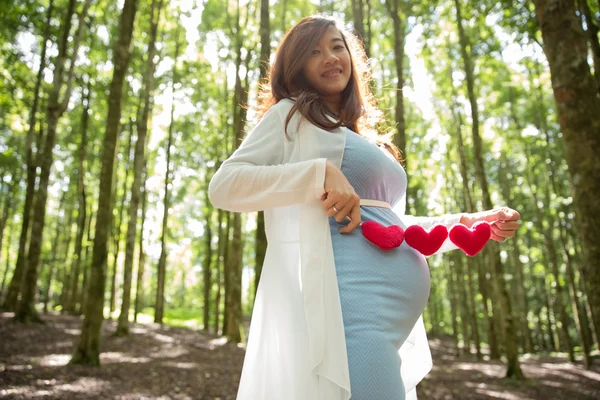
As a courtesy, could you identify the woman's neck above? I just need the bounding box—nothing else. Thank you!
[321,95,342,114]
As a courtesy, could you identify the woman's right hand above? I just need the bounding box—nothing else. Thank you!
[321,160,361,233]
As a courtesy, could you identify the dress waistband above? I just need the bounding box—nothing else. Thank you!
[360,199,392,209]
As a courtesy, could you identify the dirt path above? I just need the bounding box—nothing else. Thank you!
[1,312,599,399]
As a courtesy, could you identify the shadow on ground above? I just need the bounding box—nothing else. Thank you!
[1,313,599,399]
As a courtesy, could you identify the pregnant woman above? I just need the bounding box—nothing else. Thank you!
[209,15,520,400]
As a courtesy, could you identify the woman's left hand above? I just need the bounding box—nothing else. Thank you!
[461,207,521,242]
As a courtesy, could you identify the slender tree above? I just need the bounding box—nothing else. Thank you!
[533,0,600,344]
[1,219,15,303]
[450,96,483,360]
[65,75,91,314]
[42,198,65,313]
[203,171,214,331]
[116,0,164,336]
[3,0,54,311]
[15,0,94,323]
[133,160,148,323]
[351,0,370,57]
[453,0,523,377]
[110,125,133,315]
[155,24,182,324]
[214,208,225,333]
[224,0,254,343]
[71,0,140,365]
[577,0,600,92]
[254,0,270,300]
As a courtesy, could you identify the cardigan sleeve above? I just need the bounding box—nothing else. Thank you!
[208,105,327,212]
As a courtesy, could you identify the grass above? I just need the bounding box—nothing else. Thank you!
[134,307,204,330]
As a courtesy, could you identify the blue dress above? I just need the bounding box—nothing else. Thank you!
[329,129,431,400]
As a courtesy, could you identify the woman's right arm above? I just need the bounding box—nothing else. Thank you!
[208,106,327,212]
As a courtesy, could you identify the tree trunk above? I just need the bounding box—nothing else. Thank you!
[457,257,472,354]
[203,204,213,331]
[501,218,532,353]
[385,0,409,203]
[544,276,560,351]
[77,211,93,315]
[0,172,19,299]
[451,102,482,359]
[15,0,93,323]
[71,0,139,366]
[45,189,69,312]
[577,0,600,92]
[62,205,76,301]
[134,161,148,323]
[447,255,461,356]
[202,168,214,331]
[454,0,522,377]
[65,76,90,314]
[528,170,574,361]
[1,221,15,303]
[116,0,163,336]
[2,0,54,311]
[498,155,532,355]
[155,26,182,324]
[351,0,369,57]
[524,225,558,352]
[512,234,533,353]
[110,126,134,316]
[533,0,600,347]
[225,37,247,343]
[225,213,243,342]
[43,216,63,313]
[534,70,594,365]
[559,221,593,367]
[452,79,498,359]
[214,209,225,333]
[254,0,270,303]
[222,211,231,335]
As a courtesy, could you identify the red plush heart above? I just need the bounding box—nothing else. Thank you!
[449,221,492,256]
[361,221,405,250]
[404,225,449,256]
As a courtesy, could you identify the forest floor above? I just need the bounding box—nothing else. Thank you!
[1,312,599,399]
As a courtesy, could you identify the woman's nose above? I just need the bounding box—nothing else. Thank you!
[324,51,339,64]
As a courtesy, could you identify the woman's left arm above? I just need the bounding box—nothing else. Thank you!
[401,207,520,255]
[458,207,521,242]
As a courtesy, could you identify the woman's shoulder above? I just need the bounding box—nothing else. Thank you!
[267,98,295,117]
[260,98,302,130]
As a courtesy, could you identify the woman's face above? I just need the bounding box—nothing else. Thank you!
[303,25,352,110]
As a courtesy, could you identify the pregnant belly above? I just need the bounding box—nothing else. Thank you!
[330,207,431,348]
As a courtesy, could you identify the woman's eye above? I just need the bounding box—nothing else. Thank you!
[334,45,344,50]
[311,49,320,55]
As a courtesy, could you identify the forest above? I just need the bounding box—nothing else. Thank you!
[1,0,600,398]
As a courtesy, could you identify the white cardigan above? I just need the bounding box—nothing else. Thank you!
[209,99,463,400]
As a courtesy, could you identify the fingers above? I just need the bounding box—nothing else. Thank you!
[497,207,521,221]
[335,201,354,223]
[326,202,340,217]
[483,207,521,223]
[491,222,516,240]
[494,221,519,230]
[339,204,361,234]
[491,232,506,242]
[321,190,360,219]
[321,191,339,211]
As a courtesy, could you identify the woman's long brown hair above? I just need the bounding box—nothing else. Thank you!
[256,15,402,161]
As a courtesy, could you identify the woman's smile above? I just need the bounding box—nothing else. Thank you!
[322,67,343,78]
